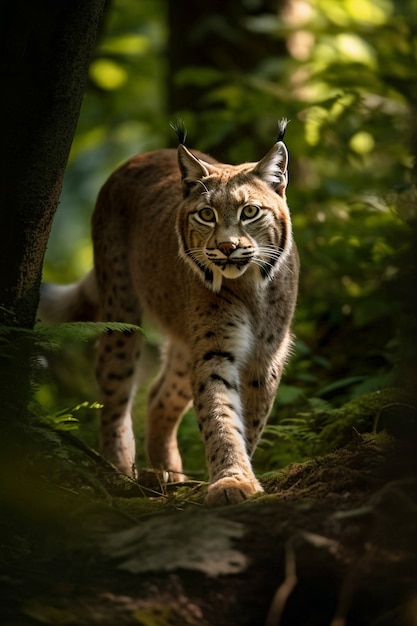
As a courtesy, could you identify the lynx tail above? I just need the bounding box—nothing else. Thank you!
[38,269,98,324]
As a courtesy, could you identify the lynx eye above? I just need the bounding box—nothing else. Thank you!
[241,204,260,220]
[197,207,216,223]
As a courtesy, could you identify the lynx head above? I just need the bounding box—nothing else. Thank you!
[175,121,293,293]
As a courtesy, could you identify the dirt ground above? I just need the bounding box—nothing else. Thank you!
[1,420,417,626]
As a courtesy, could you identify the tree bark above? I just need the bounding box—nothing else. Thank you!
[0,0,107,329]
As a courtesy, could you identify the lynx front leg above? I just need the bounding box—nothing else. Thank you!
[243,332,294,455]
[243,366,282,458]
[96,329,141,477]
[191,329,262,506]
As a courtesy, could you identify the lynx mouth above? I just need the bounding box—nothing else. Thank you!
[216,260,251,279]
[212,259,251,269]
[204,249,254,280]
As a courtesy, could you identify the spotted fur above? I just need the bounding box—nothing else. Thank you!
[39,137,299,506]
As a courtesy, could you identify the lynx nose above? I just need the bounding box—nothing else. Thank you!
[218,241,237,257]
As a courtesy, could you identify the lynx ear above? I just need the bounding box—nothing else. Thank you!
[253,142,288,196]
[177,144,210,196]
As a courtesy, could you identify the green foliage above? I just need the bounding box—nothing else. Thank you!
[39,0,416,473]
[261,416,322,457]
[254,387,414,472]
[0,321,141,441]
[35,320,143,348]
[44,0,168,282]
[41,401,103,433]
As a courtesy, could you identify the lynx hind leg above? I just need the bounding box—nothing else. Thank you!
[94,256,143,477]
[146,340,193,482]
[96,326,142,477]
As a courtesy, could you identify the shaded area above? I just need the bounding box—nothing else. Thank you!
[1,390,416,626]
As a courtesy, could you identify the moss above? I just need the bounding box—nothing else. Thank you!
[317,387,415,451]
[260,432,394,502]
[132,605,197,626]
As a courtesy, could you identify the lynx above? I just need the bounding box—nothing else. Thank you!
[39,121,299,506]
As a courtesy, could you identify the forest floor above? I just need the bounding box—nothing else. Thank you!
[1,390,417,626]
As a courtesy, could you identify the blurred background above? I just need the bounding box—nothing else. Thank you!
[40,0,416,476]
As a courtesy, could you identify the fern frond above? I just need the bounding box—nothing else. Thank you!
[34,321,144,349]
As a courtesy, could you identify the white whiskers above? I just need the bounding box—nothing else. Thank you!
[253,244,286,278]
[185,247,211,270]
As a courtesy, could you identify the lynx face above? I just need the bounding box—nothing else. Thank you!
[176,143,292,292]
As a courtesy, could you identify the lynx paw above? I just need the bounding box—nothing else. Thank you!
[205,476,263,507]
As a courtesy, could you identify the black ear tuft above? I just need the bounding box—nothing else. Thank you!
[170,116,187,145]
[277,118,289,143]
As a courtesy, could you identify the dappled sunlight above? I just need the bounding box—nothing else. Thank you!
[89,58,129,90]
[349,130,375,154]
[101,33,151,55]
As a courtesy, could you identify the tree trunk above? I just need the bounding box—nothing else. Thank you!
[0,0,107,329]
